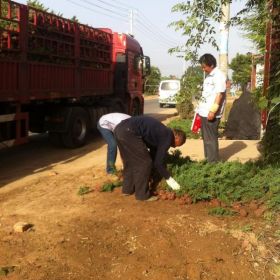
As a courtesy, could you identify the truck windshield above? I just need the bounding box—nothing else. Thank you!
[161,82,179,90]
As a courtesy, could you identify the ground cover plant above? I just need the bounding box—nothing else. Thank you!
[166,151,280,212]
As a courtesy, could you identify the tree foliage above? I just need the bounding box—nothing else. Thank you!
[180,65,203,101]
[229,53,251,89]
[169,0,267,62]
[144,66,161,95]
[176,65,203,118]
[170,0,279,163]
[239,1,267,53]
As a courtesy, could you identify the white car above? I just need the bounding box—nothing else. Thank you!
[158,80,180,108]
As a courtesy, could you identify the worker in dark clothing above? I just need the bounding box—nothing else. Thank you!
[114,116,186,201]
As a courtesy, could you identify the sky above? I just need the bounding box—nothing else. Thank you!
[15,0,253,77]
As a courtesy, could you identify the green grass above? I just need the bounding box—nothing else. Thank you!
[208,207,237,216]
[167,150,280,211]
[101,181,122,192]
[77,186,92,196]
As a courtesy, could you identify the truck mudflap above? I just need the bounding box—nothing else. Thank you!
[0,105,29,149]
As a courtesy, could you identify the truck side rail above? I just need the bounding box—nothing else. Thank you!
[0,0,114,102]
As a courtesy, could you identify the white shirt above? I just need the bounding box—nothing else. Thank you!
[98,113,131,131]
[197,67,226,118]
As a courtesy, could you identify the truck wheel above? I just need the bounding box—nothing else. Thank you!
[61,107,89,148]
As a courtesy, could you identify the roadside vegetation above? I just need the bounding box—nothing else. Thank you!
[163,0,280,217]
[165,150,280,213]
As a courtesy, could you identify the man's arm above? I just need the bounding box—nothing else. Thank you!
[207,92,224,121]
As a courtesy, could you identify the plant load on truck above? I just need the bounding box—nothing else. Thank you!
[0,0,150,148]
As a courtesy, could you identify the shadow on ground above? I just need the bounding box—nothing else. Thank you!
[0,131,104,188]
[219,141,248,161]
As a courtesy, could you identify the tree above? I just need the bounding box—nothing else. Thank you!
[169,0,280,163]
[169,0,265,62]
[240,1,267,53]
[180,65,204,100]
[176,65,204,118]
[229,53,251,90]
[144,66,161,95]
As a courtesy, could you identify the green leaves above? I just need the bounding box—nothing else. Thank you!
[101,181,122,192]
[229,53,252,88]
[169,0,226,62]
[144,66,161,95]
[77,186,92,196]
[166,152,280,211]
[169,0,263,63]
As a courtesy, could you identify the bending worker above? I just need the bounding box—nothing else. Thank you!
[114,115,186,201]
[97,112,131,174]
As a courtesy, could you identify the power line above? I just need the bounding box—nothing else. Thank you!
[80,0,128,18]
[112,0,134,10]
[135,18,177,47]
[111,1,181,48]
[134,25,173,49]
[75,0,179,48]
[65,0,128,22]
[135,19,175,48]
[137,10,180,44]
[65,0,179,50]
[93,0,129,12]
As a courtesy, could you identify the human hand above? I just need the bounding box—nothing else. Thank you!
[207,111,215,121]
[166,177,181,190]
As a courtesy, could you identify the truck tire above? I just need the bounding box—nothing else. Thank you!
[61,107,89,148]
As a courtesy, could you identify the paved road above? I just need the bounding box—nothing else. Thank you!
[144,96,177,121]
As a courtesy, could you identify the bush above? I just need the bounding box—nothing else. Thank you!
[166,151,280,211]
[176,99,194,119]
[167,118,200,139]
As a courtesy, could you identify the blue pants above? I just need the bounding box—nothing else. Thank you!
[97,122,117,174]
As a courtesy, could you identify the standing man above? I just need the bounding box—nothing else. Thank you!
[97,112,131,174]
[197,53,226,162]
[114,116,186,201]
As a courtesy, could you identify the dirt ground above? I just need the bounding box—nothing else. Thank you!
[0,105,279,280]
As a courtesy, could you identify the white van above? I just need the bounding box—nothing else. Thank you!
[158,80,180,107]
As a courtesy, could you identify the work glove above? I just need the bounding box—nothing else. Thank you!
[166,177,181,190]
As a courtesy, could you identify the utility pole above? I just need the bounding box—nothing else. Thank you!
[219,2,230,78]
[129,9,135,36]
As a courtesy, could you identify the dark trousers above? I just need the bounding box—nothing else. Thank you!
[201,117,220,162]
[114,121,152,200]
